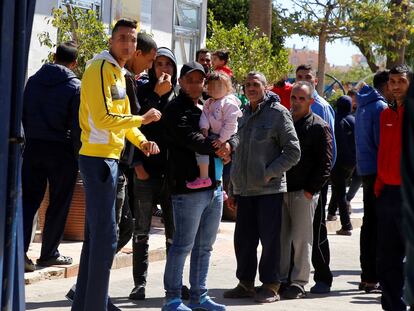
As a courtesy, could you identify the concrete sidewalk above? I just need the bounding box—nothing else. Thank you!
[25,224,381,311]
[25,186,364,285]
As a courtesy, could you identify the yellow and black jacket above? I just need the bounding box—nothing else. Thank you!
[79,51,146,159]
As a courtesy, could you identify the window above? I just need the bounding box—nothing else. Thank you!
[59,0,103,19]
[173,0,202,66]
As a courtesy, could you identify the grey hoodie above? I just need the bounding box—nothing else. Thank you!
[230,92,301,196]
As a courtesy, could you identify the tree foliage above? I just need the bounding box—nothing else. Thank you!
[206,15,291,85]
[207,0,286,53]
[38,5,108,77]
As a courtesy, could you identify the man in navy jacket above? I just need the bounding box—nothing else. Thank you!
[22,42,80,272]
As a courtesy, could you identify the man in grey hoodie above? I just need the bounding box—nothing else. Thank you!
[224,71,300,303]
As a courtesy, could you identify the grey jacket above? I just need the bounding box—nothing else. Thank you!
[230,92,301,196]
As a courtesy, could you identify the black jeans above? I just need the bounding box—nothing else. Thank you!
[22,140,78,260]
[329,165,354,230]
[312,183,333,287]
[234,193,283,285]
[132,176,174,286]
[360,174,378,283]
[377,185,406,311]
[115,172,133,253]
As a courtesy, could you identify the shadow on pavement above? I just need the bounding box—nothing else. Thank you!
[111,296,165,309]
[26,299,71,310]
[331,269,361,277]
[350,295,381,305]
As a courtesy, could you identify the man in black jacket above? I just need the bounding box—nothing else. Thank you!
[128,47,178,300]
[22,42,80,271]
[162,61,237,311]
[328,95,356,236]
[280,81,333,299]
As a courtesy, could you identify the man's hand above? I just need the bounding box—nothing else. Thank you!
[226,196,237,211]
[304,191,313,200]
[212,139,223,149]
[140,141,160,156]
[141,108,162,125]
[154,73,172,97]
[134,164,150,181]
[201,128,209,137]
[215,142,231,158]
[222,155,231,165]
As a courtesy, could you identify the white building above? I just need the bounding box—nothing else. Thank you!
[28,0,208,76]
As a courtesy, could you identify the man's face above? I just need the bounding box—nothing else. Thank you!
[388,73,410,102]
[109,26,137,65]
[244,75,266,104]
[197,52,211,72]
[212,55,225,69]
[296,69,317,88]
[290,85,313,120]
[179,71,205,101]
[130,48,157,75]
[154,55,174,79]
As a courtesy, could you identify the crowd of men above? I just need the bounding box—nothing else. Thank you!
[21,17,414,311]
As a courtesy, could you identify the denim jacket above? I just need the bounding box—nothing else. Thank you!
[230,92,301,196]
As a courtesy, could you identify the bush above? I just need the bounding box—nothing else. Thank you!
[38,5,108,78]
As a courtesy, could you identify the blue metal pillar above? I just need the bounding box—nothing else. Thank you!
[0,0,36,310]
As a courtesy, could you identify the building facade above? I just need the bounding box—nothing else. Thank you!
[28,0,208,76]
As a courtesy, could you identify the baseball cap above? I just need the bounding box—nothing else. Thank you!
[180,61,206,78]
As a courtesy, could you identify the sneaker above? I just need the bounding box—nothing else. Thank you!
[25,254,35,272]
[310,282,331,294]
[278,282,290,295]
[282,284,306,299]
[65,284,76,301]
[326,214,337,221]
[336,228,352,236]
[365,282,382,293]
[36,255,73,266]
[188,296,226,311]
[162,298,191,311]
[223,282,255,298]
[186,178,212,190]
[153,208,163,218]
[254,284,280,303]
[129,284,145,300]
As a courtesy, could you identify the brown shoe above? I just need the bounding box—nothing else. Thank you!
[327,214,337,221]
[25,254,35,272]
[336,228,352,236]
[254,284,280,303]
[223,282,255,298]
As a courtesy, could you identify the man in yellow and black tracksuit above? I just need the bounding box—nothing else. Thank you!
[71,19,160,311]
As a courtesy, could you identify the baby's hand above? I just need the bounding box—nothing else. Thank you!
[212,139,222,149]
[201,128,209,137]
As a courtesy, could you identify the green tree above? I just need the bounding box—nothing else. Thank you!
[208,0,286,53]
[206,15,291,86]
[38,5,108,77]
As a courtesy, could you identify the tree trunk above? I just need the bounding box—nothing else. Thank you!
[248,0,272,40]
[386,0,407,68]
[352,40,379,73]
[317,32,327,95]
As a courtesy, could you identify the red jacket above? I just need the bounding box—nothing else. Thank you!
[375,105,404,196]
[271,82,293,110]
[214,65,233,77]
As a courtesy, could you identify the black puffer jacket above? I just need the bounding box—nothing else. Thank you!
[335,95,356,169]
[286,112,333,195]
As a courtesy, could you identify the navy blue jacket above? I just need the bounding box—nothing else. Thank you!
[355,85,388,175]
[335,96,356,169]
[22,63,81,151]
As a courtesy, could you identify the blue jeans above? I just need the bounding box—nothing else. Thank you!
[163,187,223,302]
[72,156,119,311]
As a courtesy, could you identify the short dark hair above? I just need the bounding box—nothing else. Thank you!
[389,64,413,82]
[296,64,314,74]
[55,41,78,64]
[112,18,137,36]
[136,32,157,53]
[373,70,390,90]
[196,48,210,61]
[213,50,229,63]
